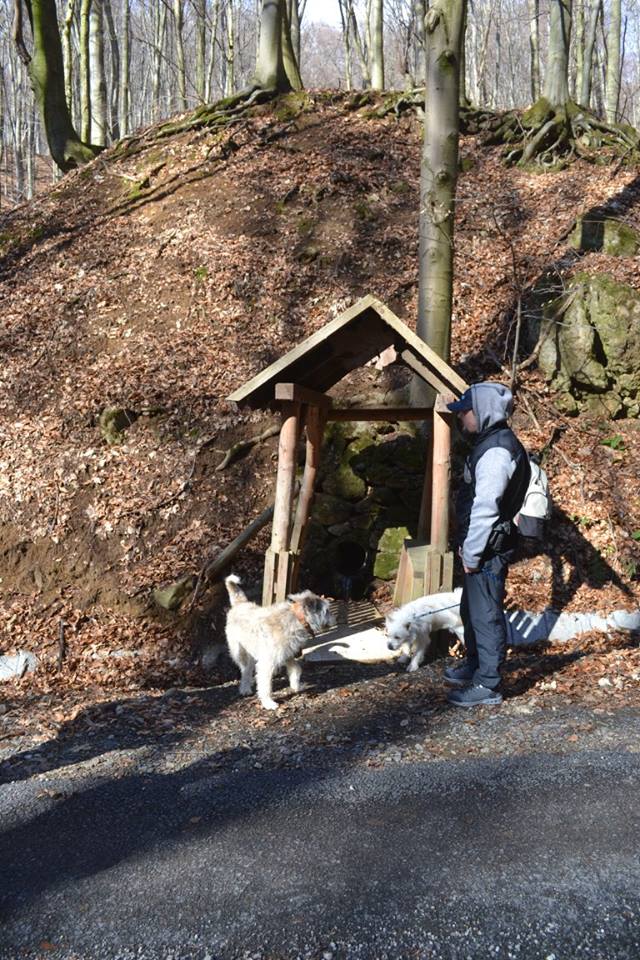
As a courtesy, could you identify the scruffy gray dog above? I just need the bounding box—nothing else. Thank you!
[224,574,336,710]
[385,587,464,672]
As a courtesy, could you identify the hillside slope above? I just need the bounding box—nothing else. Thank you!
[0,91,639,709]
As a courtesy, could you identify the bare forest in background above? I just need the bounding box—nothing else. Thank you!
[1,0,640,205]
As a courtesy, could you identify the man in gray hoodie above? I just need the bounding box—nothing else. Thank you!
[444,382,529,706]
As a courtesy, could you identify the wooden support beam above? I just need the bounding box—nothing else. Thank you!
[275,383,333,408]
[289,405,326,590]
[417,423,434,540]
[430,397,453,553]
[327,407,434,422]
[264,401,301,604]
[400,350,460,399]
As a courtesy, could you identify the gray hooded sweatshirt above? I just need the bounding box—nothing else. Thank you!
[460,383,524,570]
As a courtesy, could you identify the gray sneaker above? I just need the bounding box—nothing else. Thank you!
[447,684,503,707]
[443,661,475,687]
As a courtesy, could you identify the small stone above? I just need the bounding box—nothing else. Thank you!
[598,677,612,688]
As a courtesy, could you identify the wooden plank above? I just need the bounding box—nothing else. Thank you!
[430,401,452,553]
[399,350,462,399]
[442,551,454,592]
[429,550,442,594]
[393,540,419,607]
[434,393,457,414]
[228,298,381,405]
[262,547,277,605]
[275,550,293,602]
[371,298,469,393]
[275,383,333,408]
[327,407,434,422]
[228,295,468,408]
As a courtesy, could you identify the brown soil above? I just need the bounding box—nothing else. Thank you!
[0,91,639,739]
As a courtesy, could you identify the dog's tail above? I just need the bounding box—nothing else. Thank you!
[225,573,249,606]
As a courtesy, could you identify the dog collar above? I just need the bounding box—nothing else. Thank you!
[290,601,316,639]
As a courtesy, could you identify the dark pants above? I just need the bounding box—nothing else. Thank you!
[460,553,509,690]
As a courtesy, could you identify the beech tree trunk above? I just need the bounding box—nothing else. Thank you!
[79,0,91,141]
[14,0,96,171]
[152,1,167,120]
[543,0,572,108]
[415,0,427,86]
[528,0,540,101]
[119,0,130,135]
[579,0,599,107]
[103,0,120,139]
[194,0,206,102]
[253,0,300,92]
[417,0,466,371]
[89,0,107,145]
[62,0,75,112]
[605,0,621,122]
[174,0,187,110]
[370,0,384,90]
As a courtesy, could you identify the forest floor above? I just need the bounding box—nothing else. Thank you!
[0,91,639,753]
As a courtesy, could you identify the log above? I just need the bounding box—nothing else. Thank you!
[205,501,275,583]
[328,407,434,422]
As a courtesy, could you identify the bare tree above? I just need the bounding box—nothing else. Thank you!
[605,0,621,120]
[417,0,466,372]
[89,0,107,144]
[13,0,95,171]
[370,0,384,89]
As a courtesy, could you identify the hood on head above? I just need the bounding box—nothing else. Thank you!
[470,382,513,433]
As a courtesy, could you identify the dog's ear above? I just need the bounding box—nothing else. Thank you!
[288,589,315,603]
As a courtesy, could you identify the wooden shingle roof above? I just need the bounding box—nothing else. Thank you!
[228,295,467,409]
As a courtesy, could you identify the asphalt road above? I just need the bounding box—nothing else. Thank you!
[1,749,639,960]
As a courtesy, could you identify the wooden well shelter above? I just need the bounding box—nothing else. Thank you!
[228,296,468,606]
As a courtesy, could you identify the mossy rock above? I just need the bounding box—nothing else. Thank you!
[373,526,410,580]
[582,393,625,419]
[99,407,139,445]
[312,493,352,526]
[322,462,367,502]
[153,575,195,611]
[568,216,640,256]
[274,91,311,122]
[350,432,425,484]
[538,274,640,416]
[297,244,320,264]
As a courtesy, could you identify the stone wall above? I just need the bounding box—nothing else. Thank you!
[299,419,427,597]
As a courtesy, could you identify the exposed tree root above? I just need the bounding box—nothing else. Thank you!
[485,98,639,168]
[155,85,276,139]
[110,86,279,162]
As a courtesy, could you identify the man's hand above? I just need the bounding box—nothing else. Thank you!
[459,546,478,574]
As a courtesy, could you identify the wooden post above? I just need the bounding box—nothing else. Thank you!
[263,401,301,604]
[430,395,452,551]
[417,422,434,541]
[289,404,326,590]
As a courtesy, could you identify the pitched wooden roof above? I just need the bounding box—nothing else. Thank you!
[228,295,468,409]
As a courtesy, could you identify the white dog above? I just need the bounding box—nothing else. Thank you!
[224,574,336,710]
[385,587,464,672]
